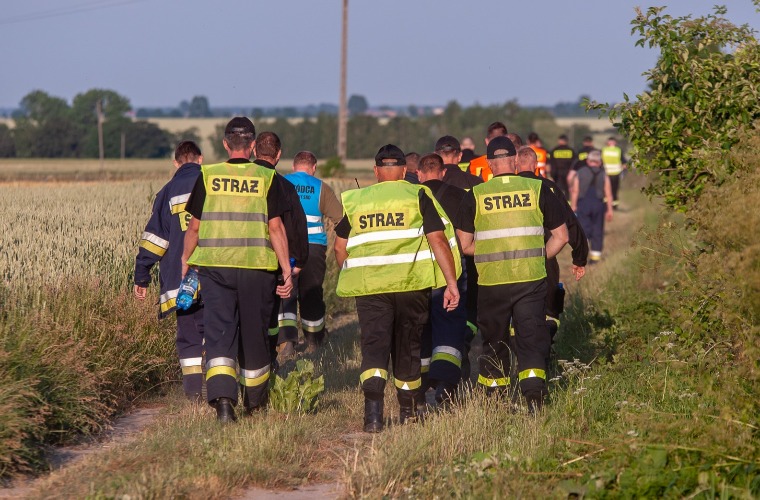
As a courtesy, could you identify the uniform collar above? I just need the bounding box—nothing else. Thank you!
[175,162,201,177]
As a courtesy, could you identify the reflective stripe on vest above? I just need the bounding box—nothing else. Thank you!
[602,146,623,175]
[187,162,277,270]
[336,181,460,297]
[472,175,547,285]
[285,171,327,245]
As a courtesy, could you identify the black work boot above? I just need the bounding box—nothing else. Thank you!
[363,398,384,433]
[214,397,237,423]
[435,381,458,408]
[398,392,422,425]
[304,331,325,354]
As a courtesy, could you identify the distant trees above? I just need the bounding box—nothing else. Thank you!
[8,89,172,158]
[348,94,369,116]
[188,96,212,118]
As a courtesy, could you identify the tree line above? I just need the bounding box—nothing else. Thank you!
[0,89,593,160]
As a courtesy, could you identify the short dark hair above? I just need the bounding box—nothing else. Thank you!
[583,136,593,143]
[174,140,201,164]
[558,134,568,141]
[418,153,444,174]
[293,150,317,166]
[255,131,282,159]
[507,133,523,148]
[486,121,508,139]
[527,132,539,143]
[516,146,537,170]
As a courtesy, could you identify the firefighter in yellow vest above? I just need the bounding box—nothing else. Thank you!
[459,136,569,411]
[602,137,627,209]
[334,144,461,433]
[182,117,293,423]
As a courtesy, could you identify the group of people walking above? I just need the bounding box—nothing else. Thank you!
[133,117,625,431]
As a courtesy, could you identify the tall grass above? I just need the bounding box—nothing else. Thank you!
[0,173,357,478]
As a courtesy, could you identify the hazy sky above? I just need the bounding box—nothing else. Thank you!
[2,1,759,110]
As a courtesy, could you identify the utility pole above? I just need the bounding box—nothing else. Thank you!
[337,0,348,162]
[96,99,105,169]
[120,131,126,160]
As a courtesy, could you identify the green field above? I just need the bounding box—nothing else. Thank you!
[1,161,757,497]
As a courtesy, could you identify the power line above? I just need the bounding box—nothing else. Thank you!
[0,0,149,26]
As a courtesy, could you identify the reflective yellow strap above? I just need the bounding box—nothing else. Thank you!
[509,324,516,337]
[420,357,431,374]
[477,374,509,387]
[546,315,560,328]
[139,239,167,257]
[393,377,422,391]
[518,368,546,381]
[239,371,270,387]
[268,327,279,337]
[182,366,203,375]
[431,352,462,368]
[278,320,298,329]
[466,321,478,335]
[359,368,388,384]
[206,365,237,381]
[160,297,177,314]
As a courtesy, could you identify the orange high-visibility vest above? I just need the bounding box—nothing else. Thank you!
[469,155,492,181]
[529,145,548,177]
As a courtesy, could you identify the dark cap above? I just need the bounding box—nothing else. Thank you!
[375,144,406,167]
[434,135,461,153]
[225,116,256,136]
[486,136,517,159]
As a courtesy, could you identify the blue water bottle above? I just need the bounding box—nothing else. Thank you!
[176,268,199,310]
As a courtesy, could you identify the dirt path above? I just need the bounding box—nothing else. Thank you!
[0,406,163,499]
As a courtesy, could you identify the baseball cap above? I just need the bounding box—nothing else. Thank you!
[375,144,406,167]
[434,135,461,153]
[486,136,517,159]
[587,150,602,163]
[225,116,256,136]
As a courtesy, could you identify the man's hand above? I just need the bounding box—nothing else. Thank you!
[181,261,189,279]
[605,208,613,222]
[571,265,586,281]
[292,266,302,276]
[276,274,294,298]
[133,285,147,300]
[442,283,460,312]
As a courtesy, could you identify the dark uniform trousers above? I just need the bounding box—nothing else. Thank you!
[609,174,621,207]
[577,190,606,254]
[200,266,275,409]
[421,259,468,388]
[357,290,429,405]
[462,255,479,381]
[176,303,205,398]
[478,279,550,400]
[544,257,564,340]
[278,244,328,344]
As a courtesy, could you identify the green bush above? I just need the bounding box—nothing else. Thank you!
[269,359,324,414]
[317,156,346,178]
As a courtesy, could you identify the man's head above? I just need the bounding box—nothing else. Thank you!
[461,136,475,151]
[374,144,406,182]
[293,150,317,175]
[558,134,568,146]
[223,117,256,157]
[527,132,541,146]
[174,140,202,168]
[507,133,524,148]
[405,152,421,173]
[416,153,445,183]
[434,135,462,164]
[583,136,594,147]
[486,136,517,175]
[607,136,618,146]
[515,146,537,174]
[254,131,282,165]
[485,121,508,146]
[586,149,603,168]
